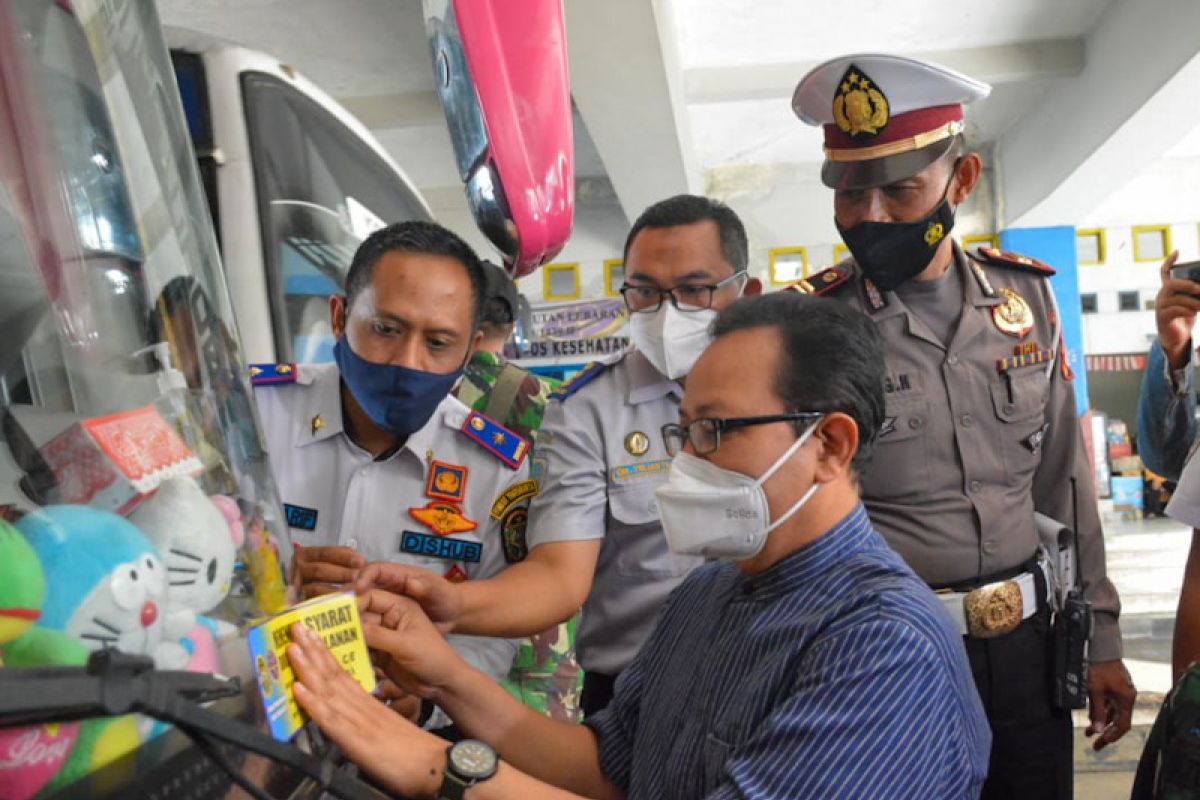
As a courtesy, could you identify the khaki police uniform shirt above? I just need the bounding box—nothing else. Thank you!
[253,363,528,683]
[807,245,1122,661]
[525,349,703,674]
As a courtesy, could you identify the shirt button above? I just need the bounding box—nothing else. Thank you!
[947,354,959,366]
[1002,403,1015,416]
[969,480,982,493]
[982,541,996,555]
[961,414,973,427]
[346,538,358,550]
[909,417,924,429]
[359,467,369,476]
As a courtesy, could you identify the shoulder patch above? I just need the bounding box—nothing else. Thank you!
[460,410,529,469]
[786,263,853,296]
[548,361,608,401]
[249,363,297,386]
[972,246,1056,277]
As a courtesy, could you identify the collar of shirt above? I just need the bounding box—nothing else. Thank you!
[291,362,465,461]
[862,243,1003,321]
[469,350,503,370]
[738,503,876,601]
[626,348,683,405]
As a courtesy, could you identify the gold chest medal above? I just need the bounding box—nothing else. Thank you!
[991,288,1034,338]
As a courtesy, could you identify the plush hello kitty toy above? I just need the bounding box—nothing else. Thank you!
[129,476,241,673]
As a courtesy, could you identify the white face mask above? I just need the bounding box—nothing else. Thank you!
[654,420,822,559]
[629,304,716,380]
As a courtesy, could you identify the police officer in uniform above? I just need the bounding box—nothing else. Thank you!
[251,221,531,731]
[353,195,760,716]
[789,55,1134,798]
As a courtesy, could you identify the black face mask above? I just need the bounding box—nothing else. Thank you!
[835,165,958,292]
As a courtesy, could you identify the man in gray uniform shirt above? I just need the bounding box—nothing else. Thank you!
[356,194,760,715]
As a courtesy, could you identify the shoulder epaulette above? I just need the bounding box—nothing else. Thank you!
[972,246,1056,277]
[786,263,853,296]
[548,361,608,401]
[460,410,529,469]
[248,363,297,386]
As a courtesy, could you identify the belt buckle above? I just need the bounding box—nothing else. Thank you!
[963,579,1023,639]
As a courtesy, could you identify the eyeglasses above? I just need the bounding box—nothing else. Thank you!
[619,272,746,314]
[661,413,823,457]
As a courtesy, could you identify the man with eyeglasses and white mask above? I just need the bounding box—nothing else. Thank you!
[283,292,991,800]
[351,194,760,716]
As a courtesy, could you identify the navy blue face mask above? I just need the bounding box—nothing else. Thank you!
[333,338,464,436]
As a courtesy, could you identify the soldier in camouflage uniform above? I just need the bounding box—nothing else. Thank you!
[454,261,583,722]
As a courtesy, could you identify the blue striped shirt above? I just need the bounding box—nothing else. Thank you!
[585,503,990,799]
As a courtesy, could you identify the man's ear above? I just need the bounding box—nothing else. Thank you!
[743,276,763,297]
[467,329,484,357]
[812,412,858,484]
[950,152,982,205]
[330,295,347,339]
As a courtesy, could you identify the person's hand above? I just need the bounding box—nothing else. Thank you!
[1156,251,1200,369]
[292,543,364,599]
[358,588,465,700]
[288,623,444,798]
[356,562,462,633]
[1086,659,1136,751]
[376,676,423,723]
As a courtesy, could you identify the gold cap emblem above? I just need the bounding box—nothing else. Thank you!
[833,65,889,140]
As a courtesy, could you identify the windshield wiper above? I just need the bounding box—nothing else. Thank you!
[0,650,382,800]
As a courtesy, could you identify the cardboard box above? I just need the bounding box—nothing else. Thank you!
[38,406,203,515]
[1111,455,1143,476]
[246,592,376,741]
[1110,475,1144,521]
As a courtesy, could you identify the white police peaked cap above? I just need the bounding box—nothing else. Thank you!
[792,54,991,190]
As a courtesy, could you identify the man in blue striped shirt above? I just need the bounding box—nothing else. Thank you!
[286,292,991,799]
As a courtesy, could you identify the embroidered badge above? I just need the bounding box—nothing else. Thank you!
[444,565,468,584]
[833,64,889,140]
[490,479,539,520]
[283,503,318,531]
[460,411,529,468]
[610,459,671,483]
[248,363,296,386]
[409,502,477,536]
[995,349,1053,374]
[501,507,529,564]
[425,461,468,503]
[400,531,482,563]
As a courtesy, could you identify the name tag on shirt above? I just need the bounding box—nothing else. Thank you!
[400,531,482,563]
[284,503,318,531]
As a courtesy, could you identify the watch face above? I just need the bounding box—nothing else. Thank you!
[450,740,498,780]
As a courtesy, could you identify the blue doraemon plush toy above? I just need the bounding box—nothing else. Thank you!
[16,505,183,667]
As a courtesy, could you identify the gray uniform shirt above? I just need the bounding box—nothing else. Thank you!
[802,246,1123,661]
[525,349,703,674]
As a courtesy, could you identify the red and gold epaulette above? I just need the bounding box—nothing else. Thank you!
[972,246,1056,277]
[785,263,853,296]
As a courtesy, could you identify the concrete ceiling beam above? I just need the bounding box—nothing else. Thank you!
[684,39,1085,105]
[563,0,699,223]
[999,0,1200,228]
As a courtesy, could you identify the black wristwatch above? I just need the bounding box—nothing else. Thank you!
[437,739,498,799]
